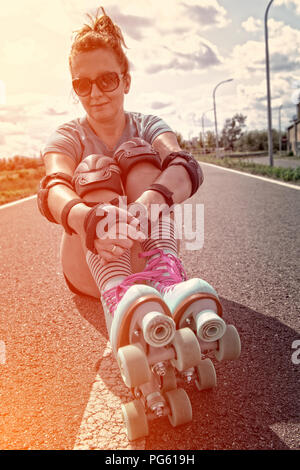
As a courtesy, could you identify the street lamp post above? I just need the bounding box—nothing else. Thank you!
[213,78,233,157]
[265,0,274,166]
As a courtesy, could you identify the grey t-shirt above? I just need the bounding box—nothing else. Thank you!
[42,111,173,166]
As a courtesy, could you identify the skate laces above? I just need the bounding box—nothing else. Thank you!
[101,249,187,315]
[101,270,160,316]
[138,248,187,292]
[101,275,137,317]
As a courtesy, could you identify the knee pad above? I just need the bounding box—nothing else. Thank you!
[114,138,162,182]
[72,154,124,197]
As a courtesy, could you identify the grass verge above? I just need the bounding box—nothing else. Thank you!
[195,154,300,184]
[0,167,45,206]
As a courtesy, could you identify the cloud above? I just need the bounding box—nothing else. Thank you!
[135,34,222,74]
[182,0,230,29]
[0,122,26,136]
[107,0,230,36]
[1,0,298,149]
[291,89,300,104]
[229,19,300,81]
[0,133,42,158]
[126,91,175,114]
[103,5,154,41]
[271,53,300,72]
[151,101,172,110]
[2,37,47,66]
[275,0,300,16]
[46,108,68,116]
[0,92,76,158]
[236,75,297,130]
[241,16,262,33]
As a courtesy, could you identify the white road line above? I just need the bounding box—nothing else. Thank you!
[0,340,6,364]
[200,162,300,190]
[73,341,146,450]
[270,422,300,450]
[0,194,37,210]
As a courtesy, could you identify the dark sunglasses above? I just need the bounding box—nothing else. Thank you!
[72,72,125,96]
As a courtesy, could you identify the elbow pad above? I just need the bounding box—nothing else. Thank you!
[37,172,74,223]
[114,138,162,183]
[162,151,204,197]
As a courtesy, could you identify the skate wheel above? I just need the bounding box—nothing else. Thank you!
[165,388,192,427]
[214,325,241,361]
[195,358,217,391]
[117,344,151,388]
[161,365,177,393]
[171,328,201,371]
[121,399,149,441]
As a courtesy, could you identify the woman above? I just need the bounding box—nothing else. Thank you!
[39,4,238,338]
[40,8,206,308]
[39,7,240,440]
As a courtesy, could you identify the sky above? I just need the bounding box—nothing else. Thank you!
[0,0,300,158]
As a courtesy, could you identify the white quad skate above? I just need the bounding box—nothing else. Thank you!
[137,249,242,392]
[167,277,241,391]
[102,280,203,441]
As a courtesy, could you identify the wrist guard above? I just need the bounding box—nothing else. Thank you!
[84,198,120,254]
[61,198,84,235]
[162,151,204,197]
[37,172,74,223]
[148,183,174,207]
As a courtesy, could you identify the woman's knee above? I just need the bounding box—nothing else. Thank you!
[125,162,162,202]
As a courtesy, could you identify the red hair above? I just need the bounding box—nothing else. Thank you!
[69,7,129,75]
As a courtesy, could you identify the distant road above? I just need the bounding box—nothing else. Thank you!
[0,165,299,450]
[241,156,300,169]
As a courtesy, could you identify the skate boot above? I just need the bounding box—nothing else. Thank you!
[137,249,241,391]
[101,273,202,441]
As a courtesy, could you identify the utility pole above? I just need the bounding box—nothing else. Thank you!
[278,105,282,155]
[213,79,233,157]
[264,0,274,166]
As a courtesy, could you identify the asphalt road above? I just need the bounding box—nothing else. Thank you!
[0,163,299,450]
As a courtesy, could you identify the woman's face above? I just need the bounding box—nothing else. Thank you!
[71,47,130,124]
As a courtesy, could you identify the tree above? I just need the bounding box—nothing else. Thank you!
[220,113,247,150]
[205,130,216,150]
[235,128,281,152]
[197,133,204,149]
[175,132,187,149]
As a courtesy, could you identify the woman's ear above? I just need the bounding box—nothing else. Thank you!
[124,73,131,94]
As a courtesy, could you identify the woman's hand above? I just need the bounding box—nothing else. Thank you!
[86,203,146,265]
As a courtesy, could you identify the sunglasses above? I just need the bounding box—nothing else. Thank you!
[72,72,125,97]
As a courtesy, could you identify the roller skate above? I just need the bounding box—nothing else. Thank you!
[101,274,203,441]
[137,249,241,391]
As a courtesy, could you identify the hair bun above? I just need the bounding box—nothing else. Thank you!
[93,7,127,48]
